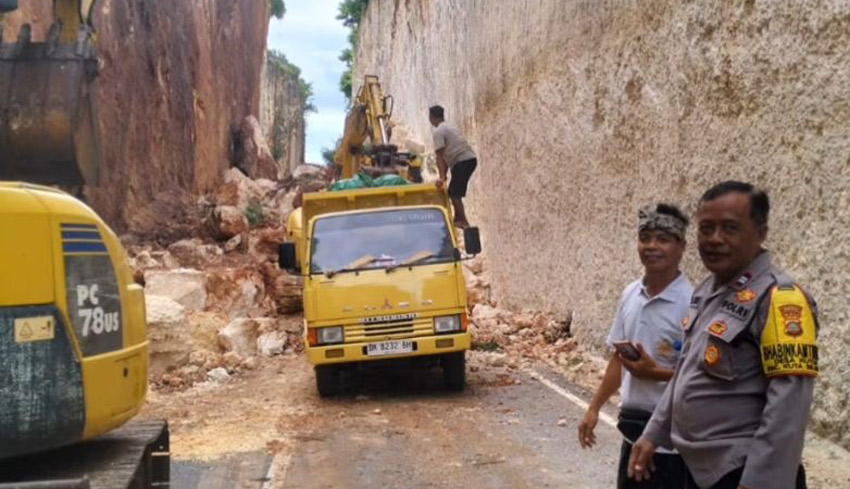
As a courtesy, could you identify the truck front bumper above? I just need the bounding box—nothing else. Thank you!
[306,332,471,366]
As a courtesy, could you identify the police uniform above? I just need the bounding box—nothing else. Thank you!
[642,252,818,489]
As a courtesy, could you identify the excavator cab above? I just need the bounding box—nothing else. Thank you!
[0,0,101,186]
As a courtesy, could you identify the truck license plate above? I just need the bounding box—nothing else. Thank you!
[366,340,414,357]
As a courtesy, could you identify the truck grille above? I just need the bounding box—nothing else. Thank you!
[345,317,434,343]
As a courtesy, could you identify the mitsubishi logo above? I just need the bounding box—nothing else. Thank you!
[381,298,393,310]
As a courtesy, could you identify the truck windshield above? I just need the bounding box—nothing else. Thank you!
[310,208,454,275]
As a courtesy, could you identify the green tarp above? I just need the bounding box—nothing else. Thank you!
[329,172,409,191]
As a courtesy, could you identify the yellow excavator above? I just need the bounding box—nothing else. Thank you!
[0,0,101,187]
[333,74,423,183]
[1,2,168,486]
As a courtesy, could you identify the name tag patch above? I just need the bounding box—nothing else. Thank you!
[721,300,751,321]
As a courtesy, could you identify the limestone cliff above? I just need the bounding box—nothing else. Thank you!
[355,0,850,446]
[2,0,271,229]
[260,53,306,176]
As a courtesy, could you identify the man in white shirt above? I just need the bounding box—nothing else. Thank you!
[429,105,477,228]
[578,203,693,489]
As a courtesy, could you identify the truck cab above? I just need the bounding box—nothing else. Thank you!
[281,184,480,396]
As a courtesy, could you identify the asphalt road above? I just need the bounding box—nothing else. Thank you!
[173,359,621,488]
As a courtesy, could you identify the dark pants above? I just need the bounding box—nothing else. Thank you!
[684,465,807,489]
[448,158,477,198]
[618,441,688,489]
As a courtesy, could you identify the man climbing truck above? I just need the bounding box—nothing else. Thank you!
[280,183,482,397]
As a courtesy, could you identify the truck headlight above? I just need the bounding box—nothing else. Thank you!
[434,315,461,334]
[317,326,344,345]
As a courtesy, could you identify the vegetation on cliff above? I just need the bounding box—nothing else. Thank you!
[337,0,370,102]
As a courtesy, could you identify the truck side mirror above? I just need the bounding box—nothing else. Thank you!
[279,243,298,272]
[464,227,482,255]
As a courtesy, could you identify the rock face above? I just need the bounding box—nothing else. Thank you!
[355,1,850,446]
[2,0,272,229]
[260,53,306,175]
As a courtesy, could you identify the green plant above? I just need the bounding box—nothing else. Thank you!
[270,0,285,19]
[245,203,266,228]
[336,0,370,102]
[321,147,337,166]
[472,341,503,352]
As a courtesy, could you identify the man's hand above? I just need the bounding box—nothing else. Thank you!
[627,437,656,481]
[435,179,446,189]
[619,344,658,379]
[577,409,599,449]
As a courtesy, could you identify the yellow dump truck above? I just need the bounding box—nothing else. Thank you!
[280,184,481,396]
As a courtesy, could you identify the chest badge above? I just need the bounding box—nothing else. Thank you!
[735,289,757,303]
[708,321,728,337]
[705,344,721,366]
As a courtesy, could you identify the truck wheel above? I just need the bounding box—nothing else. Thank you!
[442,352,466,391]
[315,365,340,398]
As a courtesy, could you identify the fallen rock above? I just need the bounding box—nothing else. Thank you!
[257,331,287,357]
[207,367,230,383]
[167,238,221,268]
[144,268,207,311]
[217,318,260,357]
[235,116,280,180]
[241,356,259,370]
[188,349,218,368]
[213,206,249,239]
[248,227,287,258]
[262,263,302,313]
[224,235,243,253]
[223,351,243,369]
[145,295,190,377]
[206,266,271,319]
[215,168,267,211]
[132,250,159,269]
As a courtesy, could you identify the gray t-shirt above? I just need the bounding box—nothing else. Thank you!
[606,273,692,413]
[432,121,476,167]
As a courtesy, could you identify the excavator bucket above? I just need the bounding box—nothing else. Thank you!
[0,20,100,186]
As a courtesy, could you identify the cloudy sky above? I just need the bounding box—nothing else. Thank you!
[267,1,349,165]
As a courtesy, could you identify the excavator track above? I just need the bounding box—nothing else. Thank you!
[0,420,170,489]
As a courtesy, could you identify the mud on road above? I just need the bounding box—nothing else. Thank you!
[140,353,850,489]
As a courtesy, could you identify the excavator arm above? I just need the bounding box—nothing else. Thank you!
[334,75,420,181]
[0,0,101,186]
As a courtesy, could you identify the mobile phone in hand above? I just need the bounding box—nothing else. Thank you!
[614,341,641,361]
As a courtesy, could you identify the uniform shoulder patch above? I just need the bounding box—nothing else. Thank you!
[761,284,818,378]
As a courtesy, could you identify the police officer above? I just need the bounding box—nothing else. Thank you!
[628,181,818,489]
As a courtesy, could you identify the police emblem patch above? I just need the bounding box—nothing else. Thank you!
[779,304,803,321]
[736,289,757,303]
[708,321,728,336]
[705,344,721,366]
[656,339,675,358]
[785,321,803,337]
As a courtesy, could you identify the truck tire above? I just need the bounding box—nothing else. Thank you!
[315,365,340,398]
[442,352,466,391]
